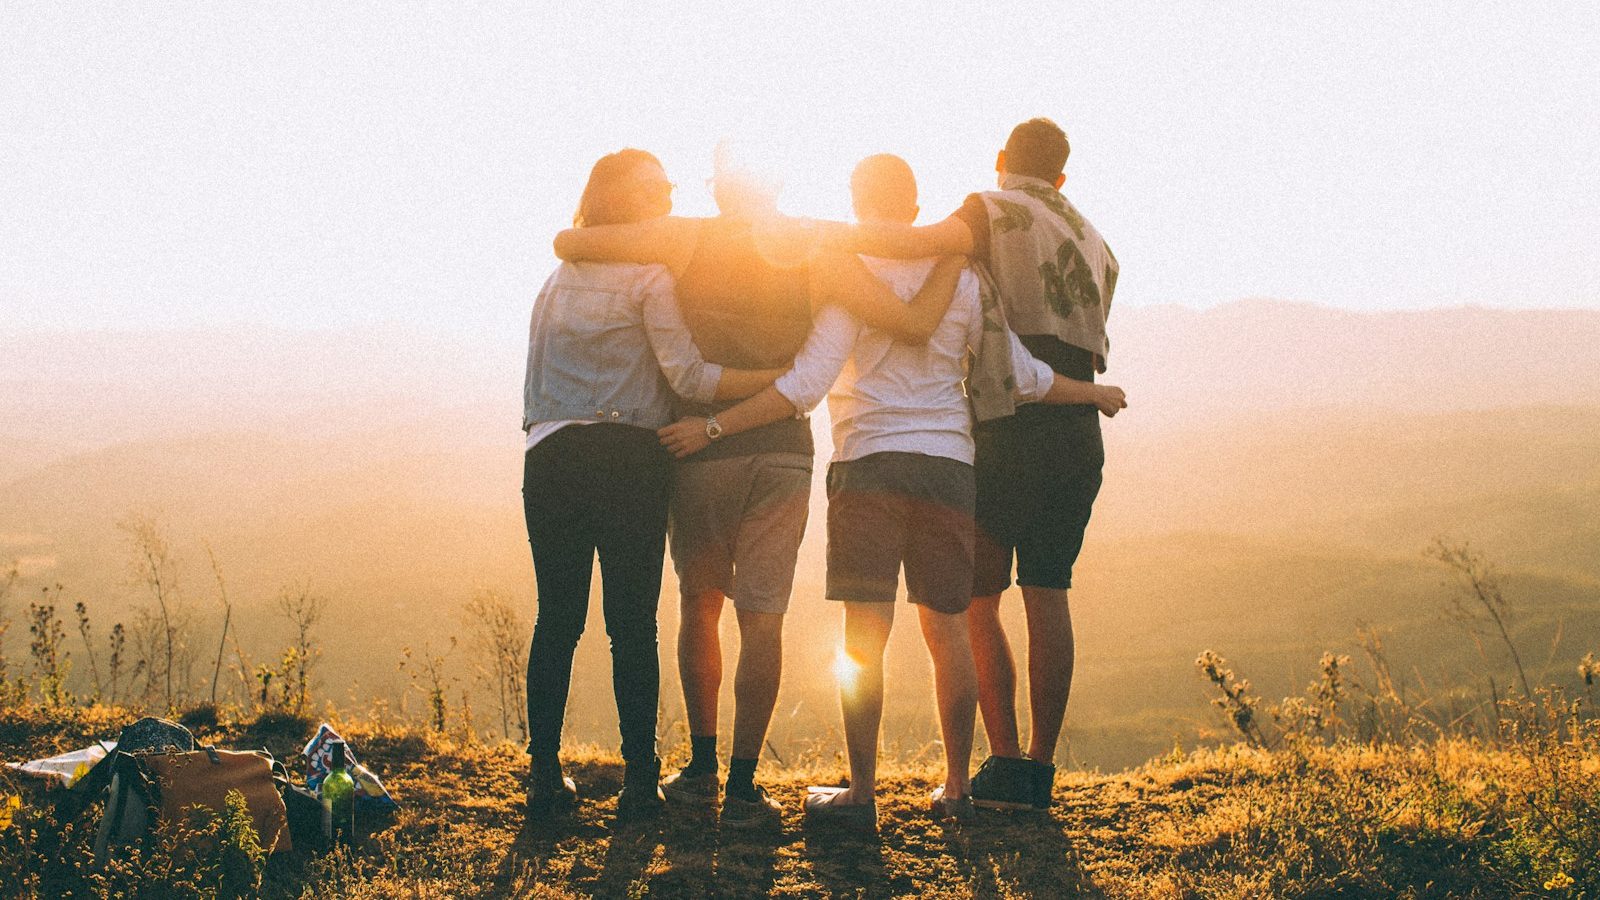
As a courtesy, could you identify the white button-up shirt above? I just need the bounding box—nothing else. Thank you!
[773,257,1054,465]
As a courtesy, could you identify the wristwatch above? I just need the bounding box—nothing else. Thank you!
[704,416,724,441]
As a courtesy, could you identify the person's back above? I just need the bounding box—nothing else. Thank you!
[523,260,679,433]
[963,178,1114,368]
[675,216,813,369]
[671,215,816,460]
[825,256,980,463]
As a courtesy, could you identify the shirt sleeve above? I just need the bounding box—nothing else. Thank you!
[1006,326,1057,404]
[772,305,857,414]
[953,193,992,268]
[639,268,724,404]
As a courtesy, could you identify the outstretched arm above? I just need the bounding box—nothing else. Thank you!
[991,314,1128,418]
[711,367,787,401]
[812,252,963,345]
[658,306,856,458]
[657,386,796,458]
[1041,375,1127,417]
[840,215,975,260]
[552,216,700,277]
[640,271,782,403]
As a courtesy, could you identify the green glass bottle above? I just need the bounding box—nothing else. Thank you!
[321,740,357,846]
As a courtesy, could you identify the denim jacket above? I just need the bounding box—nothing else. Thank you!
[523,262,724,432]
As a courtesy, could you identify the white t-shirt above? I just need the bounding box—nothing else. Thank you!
[524,419,590,451]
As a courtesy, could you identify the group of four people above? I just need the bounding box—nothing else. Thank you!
[520,117,1125,831]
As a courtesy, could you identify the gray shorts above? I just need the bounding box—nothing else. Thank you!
[824,451,975,614]
[669,451,812,614]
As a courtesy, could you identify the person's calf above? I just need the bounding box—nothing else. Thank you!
[731,607,784,761]
[1020,585,1074,763]
[677,590,727,738]
[966,593,1024,759]
[839,601,894,799]
[918,604,978,797]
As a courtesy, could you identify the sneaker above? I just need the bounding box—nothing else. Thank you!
[1030,761,1057,811]
[525,772,577,821]
[802,786,877,832]
[616,758,666,821]
[930,785,975,822]
[662,767,721,808]
[720,784,783,831]
[970,756,1037,811]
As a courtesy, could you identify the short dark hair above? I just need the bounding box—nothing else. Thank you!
[1004,118,1070,181]
[850,153,918,222]
[574,148,662,228]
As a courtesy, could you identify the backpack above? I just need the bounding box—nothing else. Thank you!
[93,746,293,863]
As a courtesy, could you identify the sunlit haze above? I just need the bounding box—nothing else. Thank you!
[4,2,1597,336]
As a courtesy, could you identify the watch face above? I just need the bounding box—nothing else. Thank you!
[706,418,723,439]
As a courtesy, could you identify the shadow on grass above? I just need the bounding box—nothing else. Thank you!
[801,827,888,898]
[708,825,783,898]
[948,809,1100,898]
[592,817,666,898]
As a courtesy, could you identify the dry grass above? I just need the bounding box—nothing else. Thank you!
[2,706,1597,898]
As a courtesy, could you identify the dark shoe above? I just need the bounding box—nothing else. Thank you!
[525,767,577,822]
[970,756,1037,811]
[930,785,975,822]
[616,758,666,821]
[1030,760,1057,811]
[721,784,783,832]
[803,786,876,832]
[662,767,721,808]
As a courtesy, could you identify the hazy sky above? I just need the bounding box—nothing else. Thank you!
[4,2,1597,334]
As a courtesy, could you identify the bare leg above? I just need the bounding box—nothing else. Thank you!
[730,608,784,760]
[917,605,978,797]
[834,601,894,804]
[967,592,1023,758]
[677,590,726,739]
[1021,586,1074,762]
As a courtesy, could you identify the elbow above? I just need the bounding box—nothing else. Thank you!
[693,364,725,404]
[552,230,577,260]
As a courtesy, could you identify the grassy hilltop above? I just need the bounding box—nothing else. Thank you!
[2,701,1597,899]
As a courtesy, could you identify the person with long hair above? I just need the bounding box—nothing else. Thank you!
[521,148,781,822]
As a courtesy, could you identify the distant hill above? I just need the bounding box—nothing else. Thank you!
[6,300,1600,463]
[1109,300,1600,427]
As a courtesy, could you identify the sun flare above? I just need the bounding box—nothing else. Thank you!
[832,647,861,692]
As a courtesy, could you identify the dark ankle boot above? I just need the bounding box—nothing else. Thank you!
[526,757,577,821]
[615,756,665,821]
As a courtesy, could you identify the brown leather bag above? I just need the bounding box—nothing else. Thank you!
[144,748,292,854]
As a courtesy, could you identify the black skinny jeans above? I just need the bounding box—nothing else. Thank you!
[523,423,671,766]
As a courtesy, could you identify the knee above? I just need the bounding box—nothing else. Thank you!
[843,627,891,663]
[682,590,725,623]
[967,603,1005,636]
[531,616,584,652]
[606,615,657,650]
[736,610,784,647]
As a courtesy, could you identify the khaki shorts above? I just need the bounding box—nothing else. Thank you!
[669,451,812,614]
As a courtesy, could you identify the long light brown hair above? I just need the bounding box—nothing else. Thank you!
[573,148,664,228]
